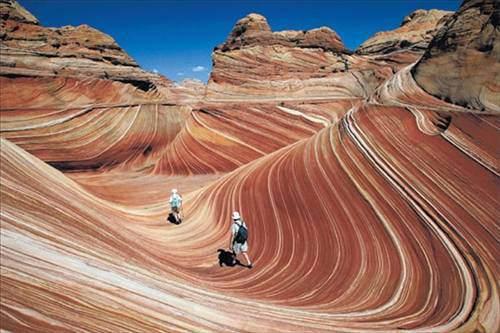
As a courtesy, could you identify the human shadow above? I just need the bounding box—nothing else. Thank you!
[217,249,246,267]
[167,213,181,225]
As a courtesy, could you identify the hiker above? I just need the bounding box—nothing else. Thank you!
[229,211,252,268]
[168,189,183,224]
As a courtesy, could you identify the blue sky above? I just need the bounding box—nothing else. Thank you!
[21,0,459,82]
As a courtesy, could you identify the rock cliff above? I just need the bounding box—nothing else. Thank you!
[0,0,169,91]
[412,0,499,112]
[357,9,452,55]
[208,13,397,100]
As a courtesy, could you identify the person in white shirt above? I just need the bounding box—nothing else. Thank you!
[168,189,183,224]
[229,211,252,268]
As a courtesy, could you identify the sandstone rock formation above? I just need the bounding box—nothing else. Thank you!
[0,0,38,24]
[218,13,346,52]
[167,78,207,104]
[154,99,356,174]
[357,9,452,55]
[1,0,499,332]
[0,75,190,170]
[207,13,432,100]
[208,13,384,100]
[412,0,499,113]
[0,0,169,91]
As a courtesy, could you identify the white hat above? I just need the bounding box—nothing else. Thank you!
[171,188,178,194]
[232,211,241,220]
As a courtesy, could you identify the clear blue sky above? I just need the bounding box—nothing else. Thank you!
[21,0,459,82]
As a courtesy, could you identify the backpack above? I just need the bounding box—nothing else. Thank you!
[234,222,248,244]
[170,194,181,208]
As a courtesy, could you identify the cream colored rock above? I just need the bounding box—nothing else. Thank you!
[357,9,452,54]
[412,0,500,112]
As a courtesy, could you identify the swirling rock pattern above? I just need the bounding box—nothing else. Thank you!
[154,99,358,174]
[1,0,499,332]
[0,76,190,170]
[2,89,498,332]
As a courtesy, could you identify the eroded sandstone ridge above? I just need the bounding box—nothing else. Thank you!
[207,11,454,100]
[357,9,452,55]
[1,0,499,332]
[208,13,381,100]
[0,0,168,91]
[218,13,346,52]
[413,0,499,112]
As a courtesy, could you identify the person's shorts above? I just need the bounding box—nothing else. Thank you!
[232,241,248,254]
[171,206,180,213]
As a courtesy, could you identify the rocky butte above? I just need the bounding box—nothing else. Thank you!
[0,0,499,332]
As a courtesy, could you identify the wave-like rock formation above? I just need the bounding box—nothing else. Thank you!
[187,101,499,332]
[2,82,498,331]
[154,99,358,174]
[1,0,499,332]
[0,75,190,170]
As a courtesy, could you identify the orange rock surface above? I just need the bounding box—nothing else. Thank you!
[1,0,499,332]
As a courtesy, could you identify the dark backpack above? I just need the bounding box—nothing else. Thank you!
[234,222,248,244]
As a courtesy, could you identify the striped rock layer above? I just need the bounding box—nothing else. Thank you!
[1,0,499,332]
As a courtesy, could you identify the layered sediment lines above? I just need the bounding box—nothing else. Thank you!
[1,1,500,332]
[0,75,356,173]
[185,101,499,331]
[207,9,455,101]
[154,100,357,174]
[2,93,498,331]
[207,44,396,100]
[0,76,189,170]
[207,13,401,100]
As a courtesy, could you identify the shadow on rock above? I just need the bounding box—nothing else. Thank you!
[217,249,245,267]
[167,213,181,225]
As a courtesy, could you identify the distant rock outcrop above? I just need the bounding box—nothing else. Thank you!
[0,0,38,24]
[0,0,169,91]
[357,9,452,55]
[208,13,397,100]
[167,78,206,104]
[217,13,346,53]
[412,0,499,113]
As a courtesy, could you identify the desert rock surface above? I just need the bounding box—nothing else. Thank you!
[1,0,499,332]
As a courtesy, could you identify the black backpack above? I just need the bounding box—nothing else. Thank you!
[234,222,248,244]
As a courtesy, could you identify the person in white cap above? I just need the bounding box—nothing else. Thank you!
[168,189,183,224]
[229,211,252,268]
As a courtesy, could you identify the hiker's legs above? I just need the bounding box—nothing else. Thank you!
[242,252,252,266]
[172,207,180,222]
[231,244,239,264]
